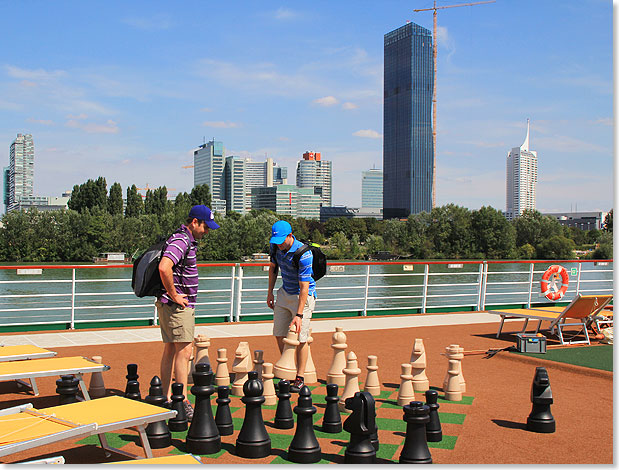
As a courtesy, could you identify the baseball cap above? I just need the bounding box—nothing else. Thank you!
[270,220,292,244]
[188,205,220,230]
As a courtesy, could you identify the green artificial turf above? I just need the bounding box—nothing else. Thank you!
[516,345,613,371]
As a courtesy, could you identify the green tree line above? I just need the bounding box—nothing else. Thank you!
[0,178,613,262]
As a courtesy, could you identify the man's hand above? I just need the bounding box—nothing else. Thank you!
[171,293,189,308]
[267,291,275,310]
[289,315,302,334]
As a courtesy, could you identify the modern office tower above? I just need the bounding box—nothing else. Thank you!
[224,156,246,214]
[194,139,226,206]
[251,184,320,220]
[2,167,9,209]
[273,165,288,185]
[361,168,383,208]
[296,151,332,207]
[7,133,35,211]
[383,22,434,219]
[506,119,537,221]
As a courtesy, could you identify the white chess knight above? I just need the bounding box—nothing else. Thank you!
[231,342,252,395]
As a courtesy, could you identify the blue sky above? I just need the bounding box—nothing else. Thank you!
[0,0,613,214]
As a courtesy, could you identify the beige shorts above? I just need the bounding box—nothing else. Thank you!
[273,287,315,343]
[156,300,195,343]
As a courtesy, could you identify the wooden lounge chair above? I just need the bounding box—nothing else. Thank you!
[106,454,203,464]
[0,396,176,460]
[0,356,109,399]
[0,345,58,396]
[488,294,613,345]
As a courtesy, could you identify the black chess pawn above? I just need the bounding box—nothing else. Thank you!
[287,386,321,463]
[143,376,172,449]
[399,401,432,464]
[425,389,443,442]
[235,371,271,459]
[343,391,377,464]
[168,382,189,432]
[215,386,234,436]
[56,375,80,405]
[186,363,221,454]
[125,380,141,401]
[273,380,294,429]
[526,367,555,433]
[321,383,342,433]
[125,363,139,396]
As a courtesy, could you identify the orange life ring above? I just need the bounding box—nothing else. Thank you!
[540,265,569,301]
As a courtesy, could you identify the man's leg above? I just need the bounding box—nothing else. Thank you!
[275,336,285,353]
[296,341,308,377]
[160,342,176,400]
[172,341,193,397]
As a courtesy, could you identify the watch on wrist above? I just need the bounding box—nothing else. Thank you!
[296,314,303,318]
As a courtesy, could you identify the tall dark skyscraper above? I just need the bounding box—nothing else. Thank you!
[383,22,434,219]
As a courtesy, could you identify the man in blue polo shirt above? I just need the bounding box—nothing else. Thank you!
[266,220,316,392]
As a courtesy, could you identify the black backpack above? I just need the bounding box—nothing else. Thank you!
[132,229,187,298]
[270,241,327,281]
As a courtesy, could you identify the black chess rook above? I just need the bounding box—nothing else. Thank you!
[235,371,271,458]
[526,367,555,433]
[425,389,443,442]
[215,386,234,436]
[287,386,321,463]
[321,383,342,433]
[273,379,294,429]
[167,382,188,432]
[343,391,377,464]
[399,401,432,464]
[143,376,171,449]
[186,363,221,454]
[56,375,80,405]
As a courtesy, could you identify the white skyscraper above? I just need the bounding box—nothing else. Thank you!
[506,119,537,221]
[7,133,34,211]
[296,151,332,207]
[194,140,225,203]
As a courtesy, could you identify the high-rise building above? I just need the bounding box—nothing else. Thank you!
[251,184,321,220]
[296,151,332,207]
[7,133,35,211]
[194,139,225,208]
[361,168,383,208]
[2,167,9,208]
[244,157,287,212]
[506,120,537,221]
[224,156,246,214]
[383,22,434,219]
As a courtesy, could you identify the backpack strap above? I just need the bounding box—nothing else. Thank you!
[291,244,311,271]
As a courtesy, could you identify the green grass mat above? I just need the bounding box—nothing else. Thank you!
[516,345,613,371]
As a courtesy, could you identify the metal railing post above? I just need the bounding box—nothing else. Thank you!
[229,265,236,322]
[362,265,370,316]
[476,263,484,311]
[526,263,534,308]
[480,261,488,311]
[153,304,158,325]
[575,262,582,295]
[234,265,243,322]
[421,264,429,313]
[70,268,76,329]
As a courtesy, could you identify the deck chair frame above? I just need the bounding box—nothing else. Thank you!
[0,345,58,396]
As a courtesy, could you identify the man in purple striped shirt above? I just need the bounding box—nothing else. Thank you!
[156,205,220,419]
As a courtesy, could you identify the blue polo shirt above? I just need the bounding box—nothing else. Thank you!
[274,236,317,297]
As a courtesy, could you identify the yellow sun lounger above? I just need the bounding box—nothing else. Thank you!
[0,396,176,460]
[0,345,58,397]
[488,294,613,345]
[0,356,109,399]
[106,454,203,464]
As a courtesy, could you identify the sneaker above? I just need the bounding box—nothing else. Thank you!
[182,400,194,421]
[290,376,304,393]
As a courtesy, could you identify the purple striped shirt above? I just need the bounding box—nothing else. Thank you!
[159,225,199,308]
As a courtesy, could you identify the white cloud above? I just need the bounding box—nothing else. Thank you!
[66,113,88,120]
[313,96,339,107]
[202,121,240,128]
[27,118,54,125]
[201,107,213,112]
[65,119,119,134]
[593,117,612,126]
[5,65,66,81]
[273,7,299,20]
[353,129,382,139]
[342,102,358,110]
[121,14,174,31]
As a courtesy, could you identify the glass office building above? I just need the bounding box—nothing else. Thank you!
[383,22,434,218]
[194,140,225,201]
[361,168,383,208]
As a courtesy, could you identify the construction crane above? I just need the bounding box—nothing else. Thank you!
[413,0,495,208]
[182,165,194,169]
[136,184,176,198]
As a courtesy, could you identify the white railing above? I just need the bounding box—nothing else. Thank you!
[0,260,613,330]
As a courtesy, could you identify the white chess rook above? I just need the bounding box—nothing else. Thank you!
[445,359,463,401]
[215,348,230,387]
[364,355,381,396]
[397,363,415,406]
[410,338,429,392]
[338,351,361,412]
[274,328,299,380]
[326,327,347,387]
[443,344,465,393]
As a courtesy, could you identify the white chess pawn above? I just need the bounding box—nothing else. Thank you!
[88,355,106,398]
[445,359,463,401]
[262,362,277,406]
[189,336,210,383]
[231,342,252,395]
[303,329,318,384]
[364,355,381,396]
[253,350,264,381]
[274,328,299,380]
[338,351,361,412]
[215,348,230,387]
[397,363,415,406]
[327,327,347,386]
[410,338,429,392]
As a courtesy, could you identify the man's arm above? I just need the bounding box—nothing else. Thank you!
[289,281,309,334]
[159,257,188,307]
[266,262,278,309]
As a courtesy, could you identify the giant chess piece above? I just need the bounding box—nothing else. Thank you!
[143,376,172,449]
[443,345,465,393]
[321,383,342,433]
[410,339,430,392]
[343,391,377,464]
[215,386,234,436]
[186,363,221,454]
[231,342,252,396]
[88,355,106,399]
[397,363,415,406]
[235,371,271,459]
[215,348,230,387]
[125,380,141,401]
[56,375,80,405]
[273,380,294,429]
[327,327,347,386]
[526,367,555,433]
[399,401,432,464]
[189,335,211,384]
[287,386,322,463]
[364,355,381,396]
[168,382,189,432]
[262,362,277,406]
[425,390,443,442]
[274,328,299,380]
[125,363,139,396]
[444,359,463,402]
[303,330,318,384]
[339,351,361,412]
[253,350,264,381]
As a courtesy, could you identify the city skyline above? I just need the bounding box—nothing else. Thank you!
[0,1,613,214]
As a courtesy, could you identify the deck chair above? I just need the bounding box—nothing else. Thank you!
[0,356,109,399]
[0,345,58,396]
[488,294,613,345]
[106,454,202,464]
[0,396,176,460]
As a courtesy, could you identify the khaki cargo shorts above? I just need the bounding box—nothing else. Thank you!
[273,287,315,343]
[156,300,195,343]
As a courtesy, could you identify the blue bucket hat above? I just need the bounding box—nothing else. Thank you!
[270,220,292,244]
[188,205,220,230]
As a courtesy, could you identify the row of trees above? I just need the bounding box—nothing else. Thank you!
[0,179,612,262]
